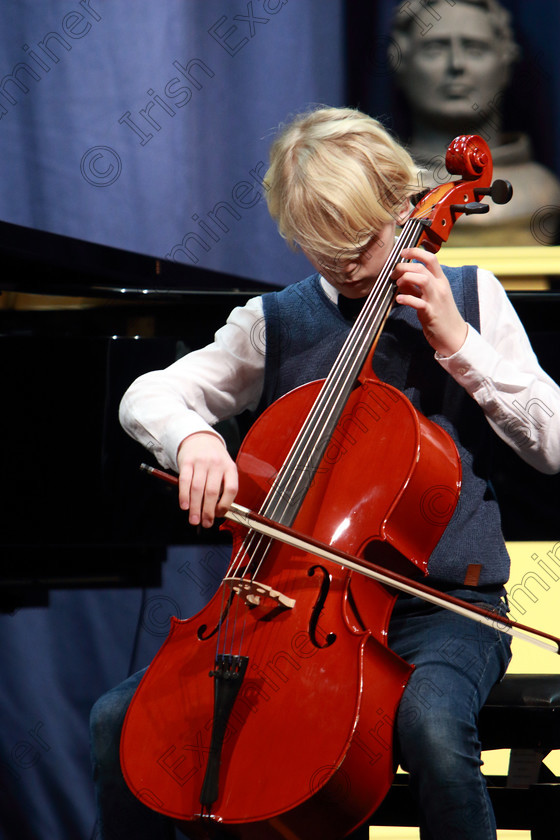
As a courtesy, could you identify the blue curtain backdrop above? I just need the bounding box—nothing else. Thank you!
[0,0,558,286]
[1,2,560,840]
[0,0,346,288]
[0,2,346,839]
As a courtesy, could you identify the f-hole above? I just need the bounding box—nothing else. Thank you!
[307,565,337,648]
[197,588,236,641]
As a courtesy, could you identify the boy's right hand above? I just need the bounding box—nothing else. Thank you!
[176,432,239,528]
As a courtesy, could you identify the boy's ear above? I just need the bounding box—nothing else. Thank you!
[396,201,411,226]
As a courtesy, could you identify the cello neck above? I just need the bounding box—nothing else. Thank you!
[258,216,427,529]
[327,215,428,387]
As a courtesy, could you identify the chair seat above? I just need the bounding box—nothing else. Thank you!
[361,674,560,838]
[486,673,560,707]
[479,674,560,751]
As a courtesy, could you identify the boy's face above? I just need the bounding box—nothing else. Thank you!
[304,220,400,299]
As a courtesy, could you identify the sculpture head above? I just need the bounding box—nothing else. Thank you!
[391,0,520,131]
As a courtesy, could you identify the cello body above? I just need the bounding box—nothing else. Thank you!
[120,376,461,838]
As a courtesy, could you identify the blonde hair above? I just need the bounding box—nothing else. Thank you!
[265,106,419,270]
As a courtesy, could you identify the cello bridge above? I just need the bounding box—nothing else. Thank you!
[224,576,296,610]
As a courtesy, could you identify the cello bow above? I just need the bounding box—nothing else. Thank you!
[140,463,560,656]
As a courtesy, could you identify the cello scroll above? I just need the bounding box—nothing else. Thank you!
[410,134,512,253]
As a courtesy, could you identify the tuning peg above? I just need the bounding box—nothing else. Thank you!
[449,202,490,215]
[475,179,513,205]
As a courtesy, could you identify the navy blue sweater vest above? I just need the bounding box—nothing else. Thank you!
[258,269,510,588]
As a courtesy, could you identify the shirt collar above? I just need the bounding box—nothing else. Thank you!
[319,275,338,303]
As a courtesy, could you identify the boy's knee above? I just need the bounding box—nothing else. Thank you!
[398,709,479,782]
[90,673,143,762]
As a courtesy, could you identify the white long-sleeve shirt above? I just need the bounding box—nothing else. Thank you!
[119,270,560,476]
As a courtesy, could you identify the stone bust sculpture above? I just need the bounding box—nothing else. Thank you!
[390,0,560,244]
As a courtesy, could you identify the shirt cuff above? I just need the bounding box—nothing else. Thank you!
[161,416,226,472]
[435,323,493,395]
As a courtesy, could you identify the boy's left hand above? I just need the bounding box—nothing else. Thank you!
[392,248,468,357]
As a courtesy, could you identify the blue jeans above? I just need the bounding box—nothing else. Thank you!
[90,589,511,840]
[387,588,512,840]
[90,669,178,840]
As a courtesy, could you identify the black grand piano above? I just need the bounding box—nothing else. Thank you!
[1,219,560,610]
[0,220,272,610]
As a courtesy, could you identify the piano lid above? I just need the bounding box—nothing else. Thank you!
[0,219,275,300]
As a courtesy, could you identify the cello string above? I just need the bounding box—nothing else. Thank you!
[256,219,423,531]
[250,221,421,556]
[217,526,277,658]
[227,580,247,661]
[221,218,423,643]
[239,222,422,594]
[214,558,239,661]
[268,221,420,486]
[213,519,271,659]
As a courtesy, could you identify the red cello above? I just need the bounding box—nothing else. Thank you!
[120,136,514,838]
